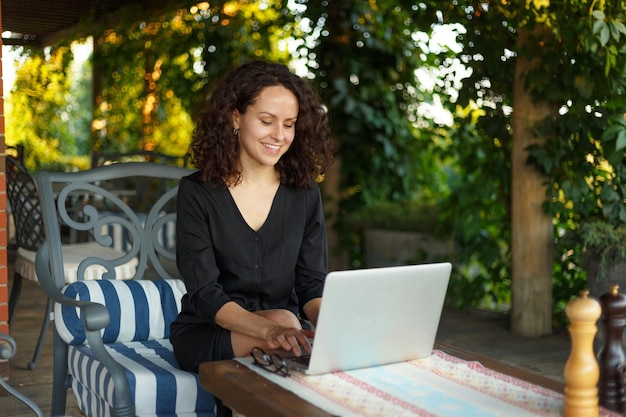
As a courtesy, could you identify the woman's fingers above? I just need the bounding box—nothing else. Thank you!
[268,327,311,356]
[285,334,302,356]
[302,329,316,339]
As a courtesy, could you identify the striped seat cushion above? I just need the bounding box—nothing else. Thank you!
[69,340,215,417]
[55,279,215,417]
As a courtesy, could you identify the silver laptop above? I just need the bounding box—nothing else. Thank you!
[287,262,452,375]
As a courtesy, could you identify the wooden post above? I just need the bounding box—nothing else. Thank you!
[510,24,555,337]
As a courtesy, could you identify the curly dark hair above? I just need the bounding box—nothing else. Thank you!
[190,60,334,189]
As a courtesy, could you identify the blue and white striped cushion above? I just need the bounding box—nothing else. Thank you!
[55,279,183,344]
[55,279,216,417]
[69,339,215,417]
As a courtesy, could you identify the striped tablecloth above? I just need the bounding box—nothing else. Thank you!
[237,350,620,417]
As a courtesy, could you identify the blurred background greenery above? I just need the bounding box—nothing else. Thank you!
[4,0,626,331]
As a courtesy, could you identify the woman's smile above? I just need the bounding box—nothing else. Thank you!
[262,142,281,154]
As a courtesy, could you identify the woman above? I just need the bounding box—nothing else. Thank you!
[171,61,334,377]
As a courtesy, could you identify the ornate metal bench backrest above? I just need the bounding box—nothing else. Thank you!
[36,162,194,288]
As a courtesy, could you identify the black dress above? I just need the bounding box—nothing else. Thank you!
[170,171,328,371]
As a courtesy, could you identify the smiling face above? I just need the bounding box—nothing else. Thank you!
[232,85,299,171]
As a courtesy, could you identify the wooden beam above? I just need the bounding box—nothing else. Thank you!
[2,0,199,47]
[40,0,199,46]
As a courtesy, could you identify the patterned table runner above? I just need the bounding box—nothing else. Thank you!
[237,350,620,417]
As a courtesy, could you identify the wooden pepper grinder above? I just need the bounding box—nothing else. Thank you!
[564,289,602,417]
[598,284,626,413]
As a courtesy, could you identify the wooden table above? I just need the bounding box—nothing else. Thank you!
[199,341,565,417]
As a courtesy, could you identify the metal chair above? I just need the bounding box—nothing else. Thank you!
[91,149,190,168]
[91,150,191,219]
[5,156,138,369]
[5,144,25,250]
[5,144,25,165]
[34,162,216,417]
[0,333,43,417]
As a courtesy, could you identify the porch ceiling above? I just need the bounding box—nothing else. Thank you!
[2,0,196,47]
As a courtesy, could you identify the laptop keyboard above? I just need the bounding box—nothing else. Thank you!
[289,354,311,366]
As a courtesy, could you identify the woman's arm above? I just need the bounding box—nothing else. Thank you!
[295,187,328,317]
[176,177,232,321]
[302,297,322,327]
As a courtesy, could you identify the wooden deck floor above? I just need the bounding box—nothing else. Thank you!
[0,257,572,416]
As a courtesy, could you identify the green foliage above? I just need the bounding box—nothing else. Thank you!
[91,1,298,156]
[580,221,626,275]
[344,199,454,238]
[6,44,91,170]
[10,1,300,164]
[303,1,447,205]
[439,104,513,310]
[551,230,587,330]
[411,1,626,318]
[340,196,459,270]
[9,0,626,321]
[300,1,454,272]
[522,1,626,231]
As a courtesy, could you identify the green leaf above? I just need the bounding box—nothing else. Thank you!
[561,179,573,197]
[600,185,620,203]
[593,19,606,35]
[600,25,611,46]
[614,19,626,35]
[592,10,606,20]
[616,129,626,151]
[609,21,622,41]
[603,124,624,141]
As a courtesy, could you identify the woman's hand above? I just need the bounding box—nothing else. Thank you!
[216,302,316,358]
[266,327,315,357]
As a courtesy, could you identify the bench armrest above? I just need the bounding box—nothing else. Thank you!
[36,241,110,330]
[36,241,132,408]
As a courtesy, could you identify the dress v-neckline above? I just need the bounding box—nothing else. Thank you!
[226,183,281,233]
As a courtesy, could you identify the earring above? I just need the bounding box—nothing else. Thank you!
[233,128,239,137]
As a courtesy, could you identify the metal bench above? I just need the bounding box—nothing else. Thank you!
[34,162,216,417]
